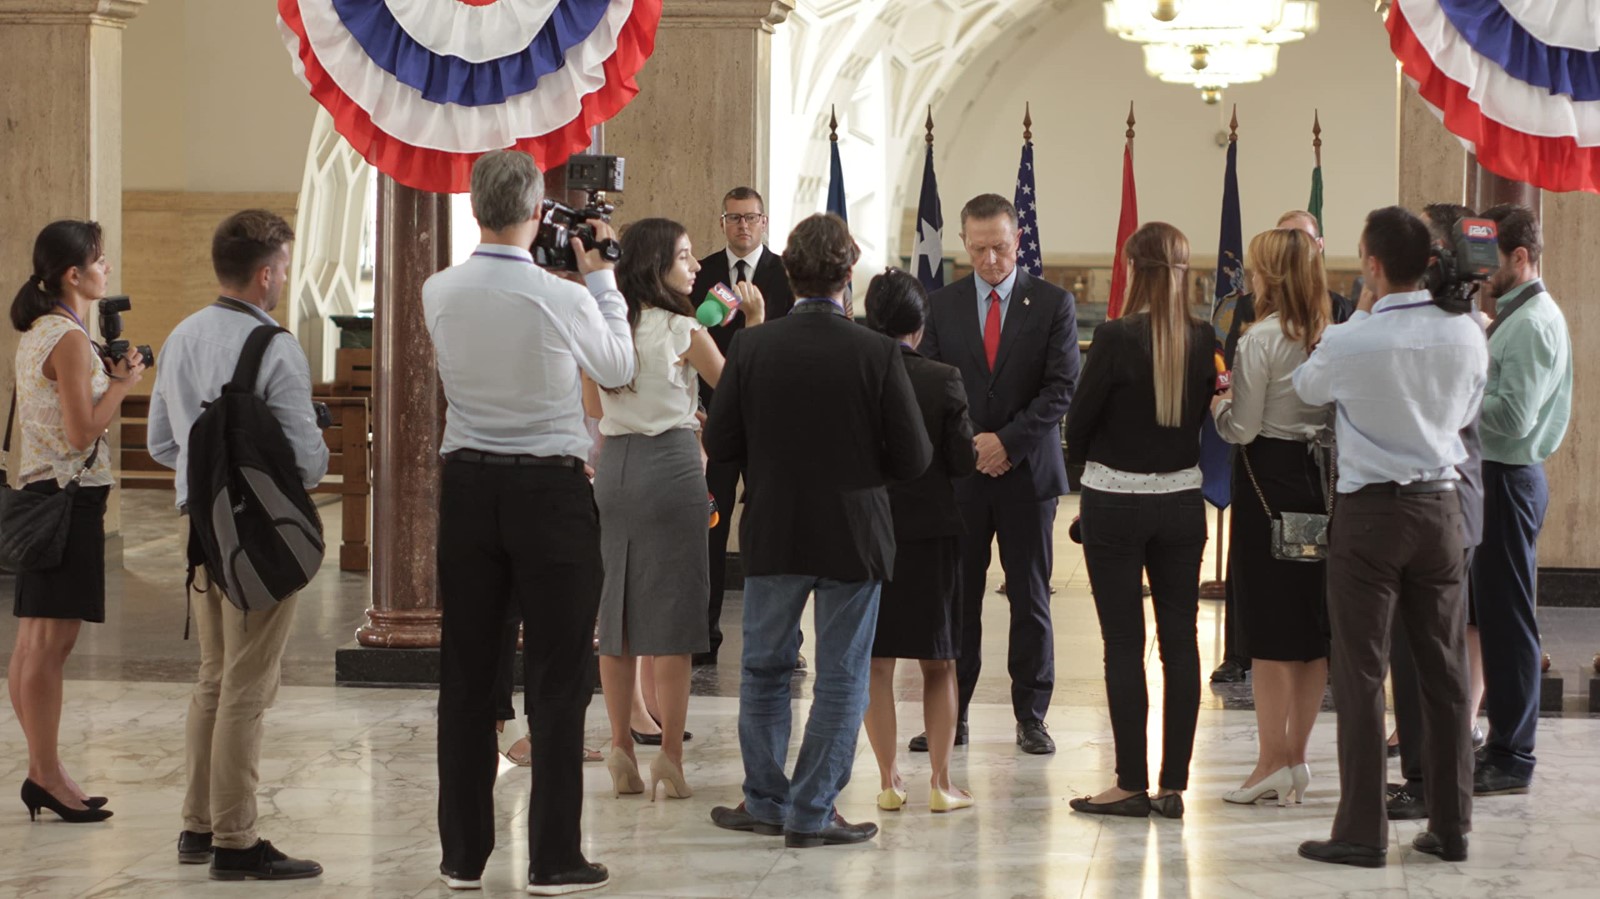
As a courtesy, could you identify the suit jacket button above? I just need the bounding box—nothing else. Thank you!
[987,390,996,398]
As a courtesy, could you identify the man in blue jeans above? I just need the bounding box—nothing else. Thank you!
[703,213,931,847]
[1471,205,1572,796]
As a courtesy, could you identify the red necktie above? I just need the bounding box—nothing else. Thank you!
[984,290,1002,369]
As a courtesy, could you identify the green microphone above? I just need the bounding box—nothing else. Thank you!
[695,282,741,327]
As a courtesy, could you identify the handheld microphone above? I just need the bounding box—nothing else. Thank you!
[695,282,741,327]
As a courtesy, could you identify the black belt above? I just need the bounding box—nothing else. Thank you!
[445,449,585,471]
[1355,479,1458,496]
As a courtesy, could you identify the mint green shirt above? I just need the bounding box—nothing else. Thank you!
[1480,281,1572,465]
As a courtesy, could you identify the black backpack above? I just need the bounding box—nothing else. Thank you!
[185,323,324,611]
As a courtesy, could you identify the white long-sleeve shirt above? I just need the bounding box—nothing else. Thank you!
[423,244,635,460]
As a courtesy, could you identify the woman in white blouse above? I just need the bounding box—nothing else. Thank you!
[582,219,763,802]
[1211,227,1334,806]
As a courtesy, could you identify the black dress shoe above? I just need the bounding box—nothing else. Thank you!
[1069,792,1151,817]
[909,721,968,752]
[1386,788,1426,820]
[1017,720,1055,755]
[794,653,808,672]
[1412,831,1468,861]
[691,652,718,667]
[784,810,878,848]
[178,830,213,864]
[84,796,108,809]
[1297,840,1386,868]
[1149,792,1184,819]
[1209,660,1249,683]
[210,840,322,881]
[528,862,609,895]
[1473,764,1531,796]
[710,803,784,835]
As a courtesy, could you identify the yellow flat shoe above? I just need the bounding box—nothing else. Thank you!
[877,787,908,811]
[930,787,974,813]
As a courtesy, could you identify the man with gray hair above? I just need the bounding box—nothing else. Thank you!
[425,150,633,895]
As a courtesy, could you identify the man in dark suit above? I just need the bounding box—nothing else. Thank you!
[704,213,931,848]
[691,186,797,668]
[918,193,1080,755]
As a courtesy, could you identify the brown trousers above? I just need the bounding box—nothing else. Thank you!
[181,565,299,850]
[1326,489,1473,849]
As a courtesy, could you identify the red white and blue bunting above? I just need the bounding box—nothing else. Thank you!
[277,0,660,193]
[1389,0,1600,193]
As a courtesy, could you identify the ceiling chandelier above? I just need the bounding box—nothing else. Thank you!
[1105,1,1319,103]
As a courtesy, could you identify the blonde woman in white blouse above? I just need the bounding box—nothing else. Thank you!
[1211,227,1333,806]
[582,219,764,802]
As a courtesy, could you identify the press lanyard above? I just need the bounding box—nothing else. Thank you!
[54,302,89,333]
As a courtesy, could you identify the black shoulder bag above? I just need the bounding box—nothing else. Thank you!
[0,393,103,571]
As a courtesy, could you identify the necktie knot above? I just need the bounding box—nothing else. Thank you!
[735,260,749,283]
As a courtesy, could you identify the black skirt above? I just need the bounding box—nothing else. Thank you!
[1228,438,1329,662]
[872,535,961,660]
[13,482,110,623]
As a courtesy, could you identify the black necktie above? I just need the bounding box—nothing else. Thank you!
[735,260,749,284]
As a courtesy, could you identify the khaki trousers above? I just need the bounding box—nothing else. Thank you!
[180,565,299,850]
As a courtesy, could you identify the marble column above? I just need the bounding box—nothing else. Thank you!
[1467,155,1541,217]
[356,177,450,648]
[1396,79,1466,210]
[604,0,792,254]
[0,0,145,543]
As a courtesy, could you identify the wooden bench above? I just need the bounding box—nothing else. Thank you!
[120,394,372,572]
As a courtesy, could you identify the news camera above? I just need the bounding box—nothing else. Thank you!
[1423,217,1499,314]
[532,154,626,272]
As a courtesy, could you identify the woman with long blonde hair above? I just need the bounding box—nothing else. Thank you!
[1212,227,1334,807]
[1064,222,1217,819]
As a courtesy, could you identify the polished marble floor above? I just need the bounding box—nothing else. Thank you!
[0,490,1597,897]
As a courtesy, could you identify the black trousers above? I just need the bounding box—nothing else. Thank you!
[1391,548,1475,795]
[1327,489,1471,850]
[493,606,521,723]
[437,459,602,881]
[1078,488,1206,791]
[705,459,740,656]
[955,496,1057,725]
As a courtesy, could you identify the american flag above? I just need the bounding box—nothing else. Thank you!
[1014,139,1043,276]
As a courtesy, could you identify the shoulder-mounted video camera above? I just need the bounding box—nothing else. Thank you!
[532,154,625,273]
[1423,217,1499,314]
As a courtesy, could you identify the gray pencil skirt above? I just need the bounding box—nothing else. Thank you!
[594,428,710,657]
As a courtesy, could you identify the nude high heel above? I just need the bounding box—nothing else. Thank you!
[1222,767,1294,805]
[606,750,645,797]
[649,754,692,801]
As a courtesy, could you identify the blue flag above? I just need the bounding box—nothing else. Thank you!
[1014,140,1042,276]
[914,145,944,292]
[1199,137,1244,510]
[827,138,848,223]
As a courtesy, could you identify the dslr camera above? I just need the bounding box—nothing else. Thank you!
[1423,217,1499,314]
[532,154,625,272]
[97,296,155,369]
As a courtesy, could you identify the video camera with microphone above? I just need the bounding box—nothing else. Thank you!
[1423,217,1499,314]
[532,154,625,272]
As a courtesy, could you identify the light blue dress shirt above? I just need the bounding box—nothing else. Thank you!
[1292,290,1488,494]
[147,299,330,508]
[975,267,1019,339]
[423,244,635,461]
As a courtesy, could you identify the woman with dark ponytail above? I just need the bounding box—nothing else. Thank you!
[7,220,145,823]
[859,269,978,813]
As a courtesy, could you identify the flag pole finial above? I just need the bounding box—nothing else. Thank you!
[1125,102,1136,144]
[925,106,935,146]
[1229,105,1239,144]
[829,105,839,143]
[1022,103,1032,142]
[1312,109,1322,167]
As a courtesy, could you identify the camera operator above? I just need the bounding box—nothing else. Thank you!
[424,150,631,896]
[1470,204,1572,797]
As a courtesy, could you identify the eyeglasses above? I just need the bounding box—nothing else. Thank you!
[721,213,766,225]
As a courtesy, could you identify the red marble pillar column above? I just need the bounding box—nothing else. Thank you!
[357,177,450,647]
[1467,154,1542,221]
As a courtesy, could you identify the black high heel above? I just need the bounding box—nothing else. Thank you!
[21,779,112,823]
[84,796,109,809]
[630,716,693,746]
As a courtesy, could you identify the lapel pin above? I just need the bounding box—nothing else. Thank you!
[1023,298,1031,306]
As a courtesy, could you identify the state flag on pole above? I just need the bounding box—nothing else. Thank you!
[1308,163,1324,237]
[1107,141,1138,319]
[1199,128,1244,511]
[914,144,944,292]
[827,137,848,223]
[1014,139,1043,276]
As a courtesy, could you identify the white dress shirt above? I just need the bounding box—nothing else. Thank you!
[423,244,635,460]
[726,245,764,283]
[1291,290,1487,493]
[1213,313,1332,445]
[148,299,330,507]
[598,308,703,437]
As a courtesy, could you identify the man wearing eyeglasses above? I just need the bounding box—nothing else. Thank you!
[692,187,797,668]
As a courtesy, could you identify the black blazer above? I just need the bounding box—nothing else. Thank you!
[919,271,1080,503]
[703,304,933,582]
[890,348,977,541]
[692,246,795,409]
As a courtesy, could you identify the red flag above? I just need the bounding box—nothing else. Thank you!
[1107,143,1138,319]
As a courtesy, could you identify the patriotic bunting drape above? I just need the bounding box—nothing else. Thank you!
[277,0,661,193]
[1389,0,1600,194]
